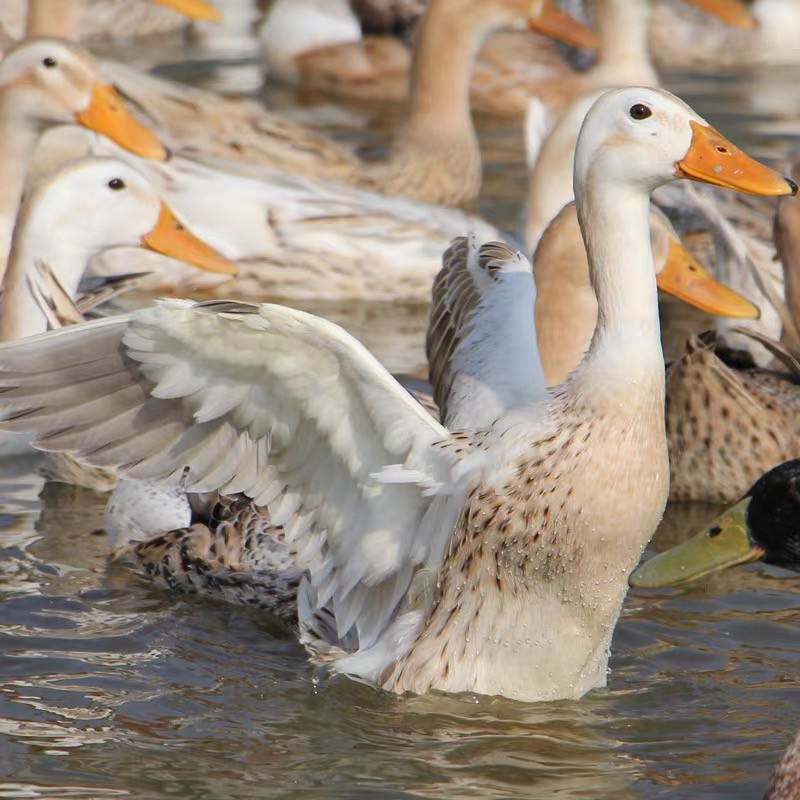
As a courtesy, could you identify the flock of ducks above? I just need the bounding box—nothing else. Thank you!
[0,0,798,794]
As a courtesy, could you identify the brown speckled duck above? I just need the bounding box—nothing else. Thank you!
[0,89,792,701]
[666,166,800,504]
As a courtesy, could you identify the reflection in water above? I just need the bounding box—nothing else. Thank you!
[2,7,800,800]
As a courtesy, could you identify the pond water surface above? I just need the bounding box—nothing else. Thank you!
[1,7,800,799]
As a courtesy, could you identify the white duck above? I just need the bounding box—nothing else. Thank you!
[0,37,169,283]
[0,155,234,467]
[523,0,746,250]
[523,0,785,365]
[0,36,497,303]
[0,88,791,702]
[0,157,235,343]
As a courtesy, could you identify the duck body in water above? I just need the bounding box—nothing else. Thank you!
[0,89,793,702]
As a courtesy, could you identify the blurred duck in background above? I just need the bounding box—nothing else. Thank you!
[0,38,169,281]
[651,0,800,68]
[258,0,598,115]
[0,0,220,48]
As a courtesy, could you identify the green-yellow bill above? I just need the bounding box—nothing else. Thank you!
[629,497,765,588]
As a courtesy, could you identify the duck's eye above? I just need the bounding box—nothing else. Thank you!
[108,178,125,191]
[42,57,57,68]
[630,104,652,121]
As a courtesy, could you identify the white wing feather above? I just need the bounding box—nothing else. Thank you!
[0,300,461,649]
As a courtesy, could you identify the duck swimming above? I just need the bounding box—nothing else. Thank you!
[0,88,792,702]
[631,458,800,588]
[0,154,235,470]
[0,37,169,281]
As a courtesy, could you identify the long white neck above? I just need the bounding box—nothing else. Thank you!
[0,207,90,341]
[26,0,88,37]
[0,106,42,286]
[588,0,658,88]
[576,174,664,382]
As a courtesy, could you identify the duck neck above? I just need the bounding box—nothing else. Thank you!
[390,0,494,171]
[0,104,42,286]
[26,0,88,37]
[0,209,89,341]
[590,0,658,87]
[576,175,664,380]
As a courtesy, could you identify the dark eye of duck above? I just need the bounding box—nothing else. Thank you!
[42,56,57,68]
[108,178,125,191]
[629,104,652,121]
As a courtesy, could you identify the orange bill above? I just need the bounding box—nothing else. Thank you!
[141,204,238,275]
[528,0,601,50]
[675,120,798,197]
[150,0,221,22]
[683,0,754,29]
[75,83,167,161]
[657,237,760,318]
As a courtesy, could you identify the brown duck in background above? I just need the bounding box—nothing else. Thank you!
[532,203,759,386]
[666,162,800,504]
[106,0,597,206]
[260,0,596,116]
[0,0,220,45]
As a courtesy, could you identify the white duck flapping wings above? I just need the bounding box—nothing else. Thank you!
[0,299,462,650]
[0,88,793,703]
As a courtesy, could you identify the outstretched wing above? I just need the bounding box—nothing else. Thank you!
[0,299,457,647]
[426,235,548,429]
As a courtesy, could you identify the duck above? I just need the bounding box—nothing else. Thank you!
[0,37,173,283]
[0,0,219,46]
[0,88,792,702]
[665,164,800,504]
[523,0,756,251]
[650,0,800,69]
[0,154,235,472]
[766,728,800,800]
[5,1,364,187]
[630,458,800,587]
[0,36,499,303]
[259,0,595,115]
[29,0,594,207]
[531,202,759,386]
[0,156,235,343]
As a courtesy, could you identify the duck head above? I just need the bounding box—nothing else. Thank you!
[0,38,166,159]
[630,459,800,587]
[19,157,236,275]
[574,87,796,198]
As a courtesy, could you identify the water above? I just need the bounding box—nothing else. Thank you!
[2,11,800,800]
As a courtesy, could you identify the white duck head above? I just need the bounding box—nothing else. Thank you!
[0,157,236,341]
[575,86,795,198]
[0,37,166,159]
